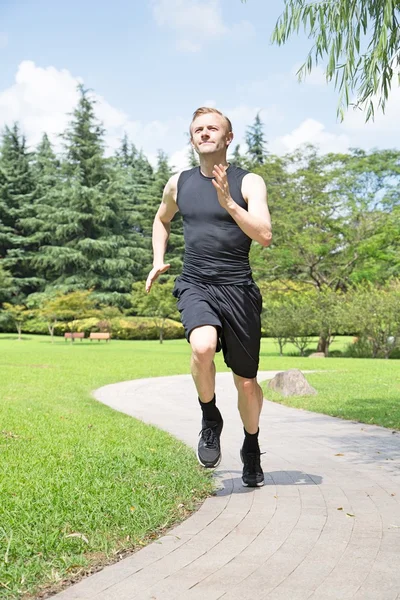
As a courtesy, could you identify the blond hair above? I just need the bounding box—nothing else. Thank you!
[190,107,232,136]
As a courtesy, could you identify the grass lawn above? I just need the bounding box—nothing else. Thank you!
[258,338,400,430]
[0,334,212,599]
[0,333,399,599]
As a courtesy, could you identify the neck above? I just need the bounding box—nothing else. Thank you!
[199,152,229,177]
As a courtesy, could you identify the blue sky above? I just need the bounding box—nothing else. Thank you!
[1,0,399,169]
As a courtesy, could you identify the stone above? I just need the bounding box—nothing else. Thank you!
[309,352,326,358]
[268,369,317,397]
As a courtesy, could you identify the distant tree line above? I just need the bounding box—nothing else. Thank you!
[0,85,399,354]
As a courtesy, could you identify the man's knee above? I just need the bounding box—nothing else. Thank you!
[233,374,258,396]
[190,326,217,364]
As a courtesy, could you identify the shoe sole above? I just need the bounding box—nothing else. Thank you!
[240,450,265,487]
[242,479,264,487]
[196,449,222,469]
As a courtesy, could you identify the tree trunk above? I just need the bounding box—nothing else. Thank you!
[317,334,331,356]
[317,334,327,354]
[48,323,55,343]
[17,324,22,341]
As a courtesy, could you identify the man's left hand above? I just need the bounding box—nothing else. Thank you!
[212,164,234,211]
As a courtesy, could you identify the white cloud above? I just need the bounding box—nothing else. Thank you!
[152,0,226,35]
[151,0,254,52]
[221,103,284,152]
[0,32,8,49]
[4,58,399,178]
[271,118,350,154]
[340,85,400,146]
[225,104,259,127]
[0,63,270,166]
[169,145,192,171]
[269,83,400,155]
[0,61,81,148]
[152,0,226,52]
[0,61,189,160]
[268,67,400,155]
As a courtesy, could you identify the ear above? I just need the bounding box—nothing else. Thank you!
[226,131,234,147]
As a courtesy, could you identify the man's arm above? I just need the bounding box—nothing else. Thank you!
[212,166,272,246]
[145,173,180,293]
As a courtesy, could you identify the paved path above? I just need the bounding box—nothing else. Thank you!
[54,371,400,600]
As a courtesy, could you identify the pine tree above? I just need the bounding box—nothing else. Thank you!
[229,144,244,168]
[116,133,132,167]
[34,86,140,306]
[187,145,198,168]
[0,123,42,300]
[32,133,60,191]
[0,262,14,305]
[62,83,107,187]
[245,113,268,167]
[153,150,172,198]
[109,142,148,283]
[20,133,63,253]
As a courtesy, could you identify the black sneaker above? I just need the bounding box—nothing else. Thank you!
[240,448,265,487]
[197,418,223,468]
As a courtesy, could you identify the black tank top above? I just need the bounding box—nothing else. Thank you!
[176,165,253,285]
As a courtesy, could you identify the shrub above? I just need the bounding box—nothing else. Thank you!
[21,317,49,335]
[344,336,374,358]
[111,317,184,341]
[343,282,400,358]
[16,316,184,340]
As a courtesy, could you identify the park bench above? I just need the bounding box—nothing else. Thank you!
[89,332,111,342]
[64,332,85,342]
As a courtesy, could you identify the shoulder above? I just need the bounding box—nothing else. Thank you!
[228,164,250,180]
[242,172,265,185]
[176,166,198,192]
[164,167,198,202]
[163,170,185,201]
[228,165,265,189]
[165,171,181,194]
[242,172,266,190]
[241,173,267,202]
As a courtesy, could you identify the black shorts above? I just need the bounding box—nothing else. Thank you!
[172,277,263,379]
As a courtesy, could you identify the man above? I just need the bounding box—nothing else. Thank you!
[146,107,272,487]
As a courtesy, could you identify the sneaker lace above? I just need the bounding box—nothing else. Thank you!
[200,426,218,449]
[244,451,265,472]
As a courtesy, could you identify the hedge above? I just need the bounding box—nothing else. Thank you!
[4,316,185,341]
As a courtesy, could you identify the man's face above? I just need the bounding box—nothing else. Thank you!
[190,113,233,156]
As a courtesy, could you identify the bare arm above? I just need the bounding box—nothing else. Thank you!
[212,167,272,247]
[145,173,179,292]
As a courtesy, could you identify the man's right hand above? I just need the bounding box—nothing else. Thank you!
[145,263,171,293]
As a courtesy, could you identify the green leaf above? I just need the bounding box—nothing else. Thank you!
[269,0,399,122]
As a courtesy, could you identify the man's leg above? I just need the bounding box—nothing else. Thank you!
[190,325,223,468]
[232,374,263,434]
[233,373,264,487]
[190,325,218,403]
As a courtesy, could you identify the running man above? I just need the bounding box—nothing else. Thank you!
[146,107,272,486]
